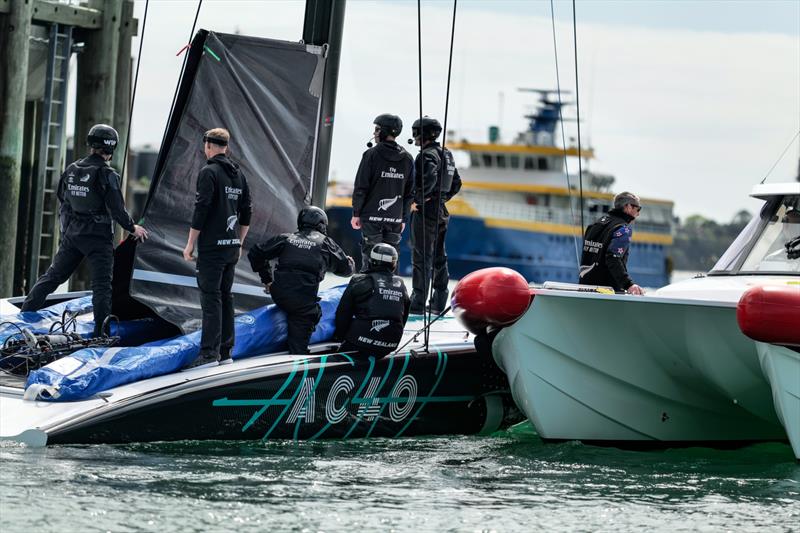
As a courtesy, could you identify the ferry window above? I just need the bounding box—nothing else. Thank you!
[470,153,481,167]
[482,154,493,167]
[496,155,507,168]
[510,155,520,168]
[537,158,548,170]
[524,157,535,170]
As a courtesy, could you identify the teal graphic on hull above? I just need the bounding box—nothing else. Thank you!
[213,350,475,441]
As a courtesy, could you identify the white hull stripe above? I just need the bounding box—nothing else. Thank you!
[132,270,266,297]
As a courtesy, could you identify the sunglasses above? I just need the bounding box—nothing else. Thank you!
[629,204,642,212]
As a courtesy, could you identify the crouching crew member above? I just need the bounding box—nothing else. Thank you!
[248,206,355,354]
[578,191,644,295]
[409,116,462,314]
[183,128,252,368]
[22,124,149,336]
[351,113,415,271]
[334,243,410,358]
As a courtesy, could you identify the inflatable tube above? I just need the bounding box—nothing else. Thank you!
[25,286,345,401]
[737,284,800,346]
[451,267,531,335]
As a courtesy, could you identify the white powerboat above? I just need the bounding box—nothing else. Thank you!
[456,182,800,458]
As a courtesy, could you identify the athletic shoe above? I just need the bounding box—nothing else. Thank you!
[183,353,219,370]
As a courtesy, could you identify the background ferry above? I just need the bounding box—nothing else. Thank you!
[327,89,675,288]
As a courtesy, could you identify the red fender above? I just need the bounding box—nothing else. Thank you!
[451,267,532,335]
[736,284,800,346]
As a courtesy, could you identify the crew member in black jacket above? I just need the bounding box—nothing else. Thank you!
[351,114,415,271]
[579,191,644,295]
[409,116,462,314]
[248,206,355,355]
[183,128,252,368]
[334,243,410,358]
[22,124,149,336]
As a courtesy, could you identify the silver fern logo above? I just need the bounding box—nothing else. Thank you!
[80,174,92,182]
[378,196,400,211]
[226,215,238,231]
[370,319,390,332]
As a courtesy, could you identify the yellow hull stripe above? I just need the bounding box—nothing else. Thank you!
[481,217,673,245]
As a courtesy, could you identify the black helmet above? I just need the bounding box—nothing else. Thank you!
[297,206,328,233]
[87,124,119,153]
[412,116,442,141]
[369,243,398,269]
[373,114,403,140]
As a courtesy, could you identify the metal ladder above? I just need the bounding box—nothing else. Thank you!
[27,24,74,291]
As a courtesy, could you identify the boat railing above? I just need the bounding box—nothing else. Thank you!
[457,193,671,235]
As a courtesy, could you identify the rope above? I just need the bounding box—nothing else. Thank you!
[423,0,458,352]
[550,0,581,266]
[119,0,149,189]
[571,0,585,234]
[760,129,800,184]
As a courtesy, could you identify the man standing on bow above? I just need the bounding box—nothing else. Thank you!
[351,114,415,271]
[409,116,462,314]
[22,124,149,336]
[578,191,644,295]
[183,128,252,368]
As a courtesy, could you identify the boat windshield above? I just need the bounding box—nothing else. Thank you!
[710,195,800,275]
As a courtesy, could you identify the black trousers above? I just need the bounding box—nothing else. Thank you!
[410,204,449,307]
[359,220,402,272]
[271,289,321,355]
[196,247,238,358]
[22,231,113,336]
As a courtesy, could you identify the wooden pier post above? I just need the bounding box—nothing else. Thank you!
[0,0,34,297]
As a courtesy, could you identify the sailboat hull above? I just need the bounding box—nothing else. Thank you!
[492,289,789,447]
[2,344,522,445]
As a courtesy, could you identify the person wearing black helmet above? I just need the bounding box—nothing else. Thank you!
[333,243,410,358]
[21,124,149,336]
[248,206,355,355]
[183,128,252,369]
[409,116,462,314]
[351,113,415,271]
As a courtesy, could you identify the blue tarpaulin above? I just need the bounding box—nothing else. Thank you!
[0,296,175,348]
[24,286,345,401]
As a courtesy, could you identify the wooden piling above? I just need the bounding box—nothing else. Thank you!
[0,0,34,297]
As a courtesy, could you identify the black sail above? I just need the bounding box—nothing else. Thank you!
[115,30,326,332]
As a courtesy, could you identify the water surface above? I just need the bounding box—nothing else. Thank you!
[1,423,797,532]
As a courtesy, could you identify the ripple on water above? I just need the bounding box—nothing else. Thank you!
[1,424,798,532]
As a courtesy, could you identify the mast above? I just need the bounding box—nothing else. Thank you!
[303,0,347,208]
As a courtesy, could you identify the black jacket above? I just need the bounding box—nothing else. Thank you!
[414,142,461,206]
[191,154,253,252]
[352,141,415,224]
[57,153,136,236]
[248,228,354,286]
[334,267,410,354]
[578,208,635,290]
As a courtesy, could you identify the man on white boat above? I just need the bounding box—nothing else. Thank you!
[578,191,644,295]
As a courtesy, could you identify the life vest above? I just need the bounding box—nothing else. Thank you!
[62,159,107,216]
[578,211,629,289]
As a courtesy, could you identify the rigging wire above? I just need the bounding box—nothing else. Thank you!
[119,0,149,190]
[423,0,458,352]
[416,0,429,348]
[760,129,800,184]
[571,0,585,234]
[164,0,204,140]
[549,0,581,266]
